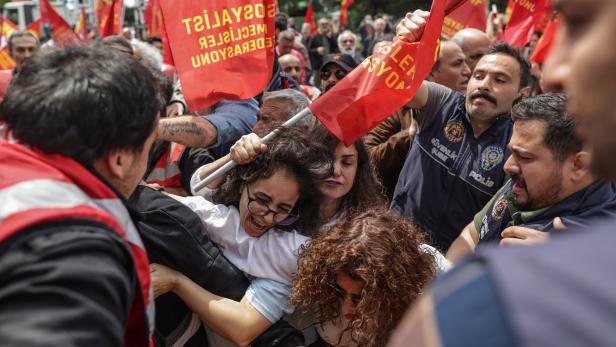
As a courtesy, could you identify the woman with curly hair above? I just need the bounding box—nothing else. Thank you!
[292,209,449,347]
[150,128,333,346]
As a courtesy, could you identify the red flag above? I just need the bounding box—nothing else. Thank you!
[75,8,88,40]
[442,0,486,38]
[26,19,42,38]
[98,0,124,37]
[0,45,15,70]
[160,0,276,111]
[339,0,355,26]
[95,0,105,23]
[1,15,18,40]
[304,0,317,35]
[309,0,446,146]
[39,0,81,47]
[530,14,559,64]
[144,0,173,65]
[144,0,164,37]
[502,0,550,47]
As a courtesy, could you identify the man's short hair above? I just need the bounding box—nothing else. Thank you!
[262,89,310,117]
[485,42,532,88]
[7,30,39,52]
[277,30,295,43]
[511,93,582,162]
[0,44,163,164]
[337,30,356,43]
[101,35,134,55]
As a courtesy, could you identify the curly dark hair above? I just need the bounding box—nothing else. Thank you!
[213,127,333,236]
[311,124,386,213]
[291,209,436,347]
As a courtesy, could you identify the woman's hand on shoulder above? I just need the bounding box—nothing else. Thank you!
[230,133,268,165]
[150,263,182,298]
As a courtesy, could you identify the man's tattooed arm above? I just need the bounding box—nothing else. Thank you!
[158,116,217,147]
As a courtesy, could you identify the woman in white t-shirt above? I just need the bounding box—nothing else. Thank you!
[150,129,332,346]
[291,209,448,347]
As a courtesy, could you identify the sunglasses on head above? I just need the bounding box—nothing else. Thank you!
[320,69,347,80]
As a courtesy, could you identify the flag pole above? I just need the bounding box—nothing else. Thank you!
[193,107,314,192]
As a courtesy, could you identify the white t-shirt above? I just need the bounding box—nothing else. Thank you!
[179,195,310,286]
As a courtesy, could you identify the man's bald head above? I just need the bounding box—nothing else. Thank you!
[429,40,471,93]
[279,54,302,84]
[452,28,491,72]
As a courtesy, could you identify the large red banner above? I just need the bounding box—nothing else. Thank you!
[309,0,446,146]
[160,0,276,111]
[39,0,81,48]
[442,0,486,38]
[502,0,550,47]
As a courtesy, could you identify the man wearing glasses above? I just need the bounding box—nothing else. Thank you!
[319,53,358,93]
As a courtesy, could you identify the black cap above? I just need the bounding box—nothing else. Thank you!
[321,53,358,73]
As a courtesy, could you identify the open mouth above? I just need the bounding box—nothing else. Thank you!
[248,215,268,233]
[512,177,526,192]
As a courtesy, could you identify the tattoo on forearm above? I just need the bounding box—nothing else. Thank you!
[161,120,204,138]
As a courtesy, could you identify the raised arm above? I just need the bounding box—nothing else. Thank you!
[190,133,267,192]
[158,116,218,148]
[395,10,433,109]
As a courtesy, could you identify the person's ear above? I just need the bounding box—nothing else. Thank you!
[568,151,592,181]
[519,86,531,98]
[104,148,134,180]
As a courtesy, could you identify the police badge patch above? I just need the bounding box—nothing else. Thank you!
[491,195,508,221]
[443,120,464,143]
[481,145,504,171]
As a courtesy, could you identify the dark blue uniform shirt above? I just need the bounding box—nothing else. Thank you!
[391,82,512,251]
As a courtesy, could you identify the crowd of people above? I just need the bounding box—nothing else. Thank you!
[1,0,616,346]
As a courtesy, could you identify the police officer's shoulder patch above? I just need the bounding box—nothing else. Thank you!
[443,120,465,143]
[491,195,508,221]
[481,145,504,171]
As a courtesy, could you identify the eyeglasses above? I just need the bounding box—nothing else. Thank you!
[320,69,347,81]
[246,185,299,226]
[330,283,361,306]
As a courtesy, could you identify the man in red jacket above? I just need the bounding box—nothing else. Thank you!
[0,43,162,346]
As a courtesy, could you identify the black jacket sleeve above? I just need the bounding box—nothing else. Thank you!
[0,221,136,347]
